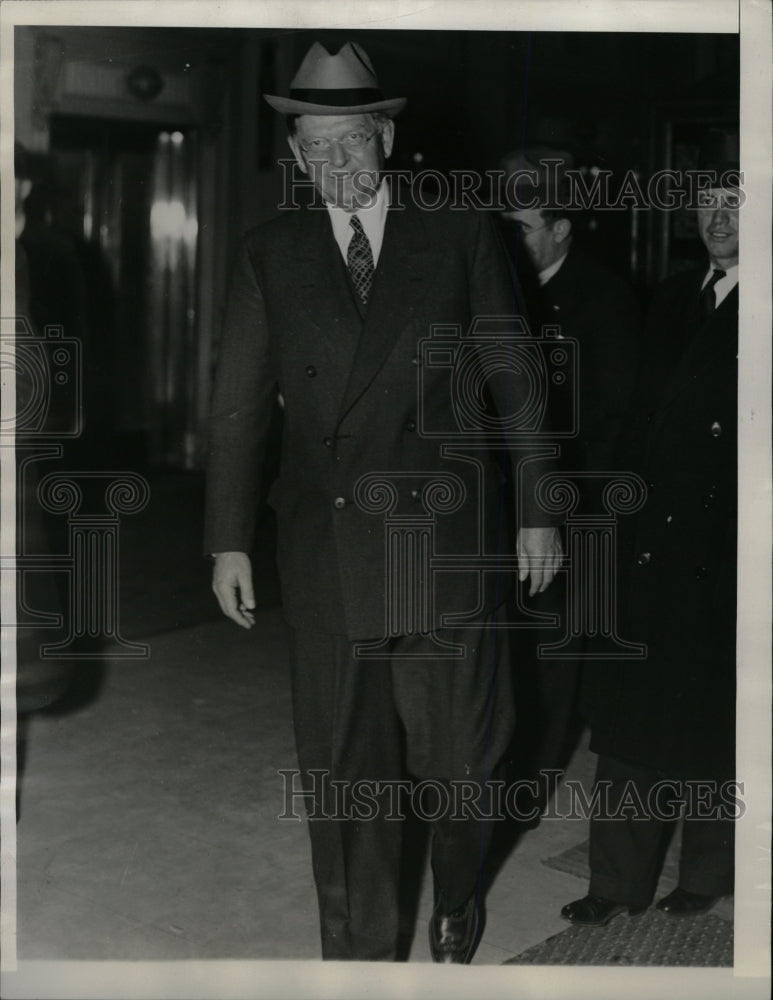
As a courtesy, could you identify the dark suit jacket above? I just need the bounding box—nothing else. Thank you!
[582,266,738,779]
[205,201,557,639]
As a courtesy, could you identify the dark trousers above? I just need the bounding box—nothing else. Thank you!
[588,754,735,909]
[289,617,514,960]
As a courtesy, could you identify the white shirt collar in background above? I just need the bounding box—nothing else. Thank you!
[701,264,738,308]
[538,251,569,287]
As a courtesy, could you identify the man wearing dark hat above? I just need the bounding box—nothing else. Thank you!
[562,159,739,926]
[498,149,642,786]
[205,42,561,962]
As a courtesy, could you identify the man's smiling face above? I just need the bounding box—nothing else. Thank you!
[696,187,740,269]
[289,114,394,212]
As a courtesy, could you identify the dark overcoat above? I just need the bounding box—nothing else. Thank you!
[204,201,556,640]
[582,266,738,779]
[539,247,642,477]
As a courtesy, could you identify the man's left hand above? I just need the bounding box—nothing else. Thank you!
[517,526,563,596]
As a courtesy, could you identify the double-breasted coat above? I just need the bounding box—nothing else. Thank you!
[582,266,738,780]
[204,199,557,641]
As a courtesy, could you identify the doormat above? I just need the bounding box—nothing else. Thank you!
[503,909,733,966]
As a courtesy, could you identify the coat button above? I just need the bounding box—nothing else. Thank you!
[695,565,708,579]
[710,421,722,437]
[405,419,416,432]
[334,497,346,509]
[703,490,716,507]
[410,488,421,501]
[637,552,651,565]
[411,355,420,366]
[323,437,333,448]
[306,365,317,378]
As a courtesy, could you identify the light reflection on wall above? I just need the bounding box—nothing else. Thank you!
[150,134,198,248]
[148,128,200,467]
[150,198,186,240]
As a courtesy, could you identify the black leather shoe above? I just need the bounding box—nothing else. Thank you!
[429,895,481,963]
[656,887,720,917]
[561,895,646,926]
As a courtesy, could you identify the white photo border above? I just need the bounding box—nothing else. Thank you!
[1,2,769,998]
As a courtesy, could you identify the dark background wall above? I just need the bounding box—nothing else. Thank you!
[14,26,739,471]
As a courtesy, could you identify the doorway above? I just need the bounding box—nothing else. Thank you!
[46,115,200,468]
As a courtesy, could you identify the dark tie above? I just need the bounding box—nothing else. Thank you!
[698,268,726,325]
[347,215,375,305]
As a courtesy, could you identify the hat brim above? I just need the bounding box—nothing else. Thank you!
[264,94,406,117]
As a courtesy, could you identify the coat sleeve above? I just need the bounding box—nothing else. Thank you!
[203,238,279,555]
[465,210,560,529]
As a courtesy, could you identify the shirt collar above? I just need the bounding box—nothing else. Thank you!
[326,179,389,254]
[701,264,738,288]
[701,263,738,310]
[538,251,569,287]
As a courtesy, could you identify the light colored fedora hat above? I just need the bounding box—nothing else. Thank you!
[264,41,406,116]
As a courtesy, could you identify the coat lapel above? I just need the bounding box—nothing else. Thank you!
[291,207,363,410]
[542,250,583,320]
[648,281,738,440]
[337,205,430,421]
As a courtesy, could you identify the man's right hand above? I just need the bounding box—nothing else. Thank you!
[212,551,256,629]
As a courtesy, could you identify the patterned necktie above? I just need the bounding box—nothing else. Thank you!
[347,215,375,305]
[698,268,726,325]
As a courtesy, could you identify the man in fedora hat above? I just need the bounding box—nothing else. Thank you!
[562,150,739,927]
[205,40,561,962]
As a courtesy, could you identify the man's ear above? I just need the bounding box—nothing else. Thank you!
[380,118,395,160]
[18,178,32,202]
[287,134,307,175]
[553,218,572,245]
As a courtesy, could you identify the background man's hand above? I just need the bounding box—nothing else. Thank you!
[517,526,563,596]
[212,551,256,629]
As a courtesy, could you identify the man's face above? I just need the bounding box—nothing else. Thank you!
[501,207,567,274]
[696,187,739,269]
[289,114,394,211]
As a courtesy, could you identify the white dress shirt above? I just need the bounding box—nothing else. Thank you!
[326,180,389,267]
[701,264,738,308]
